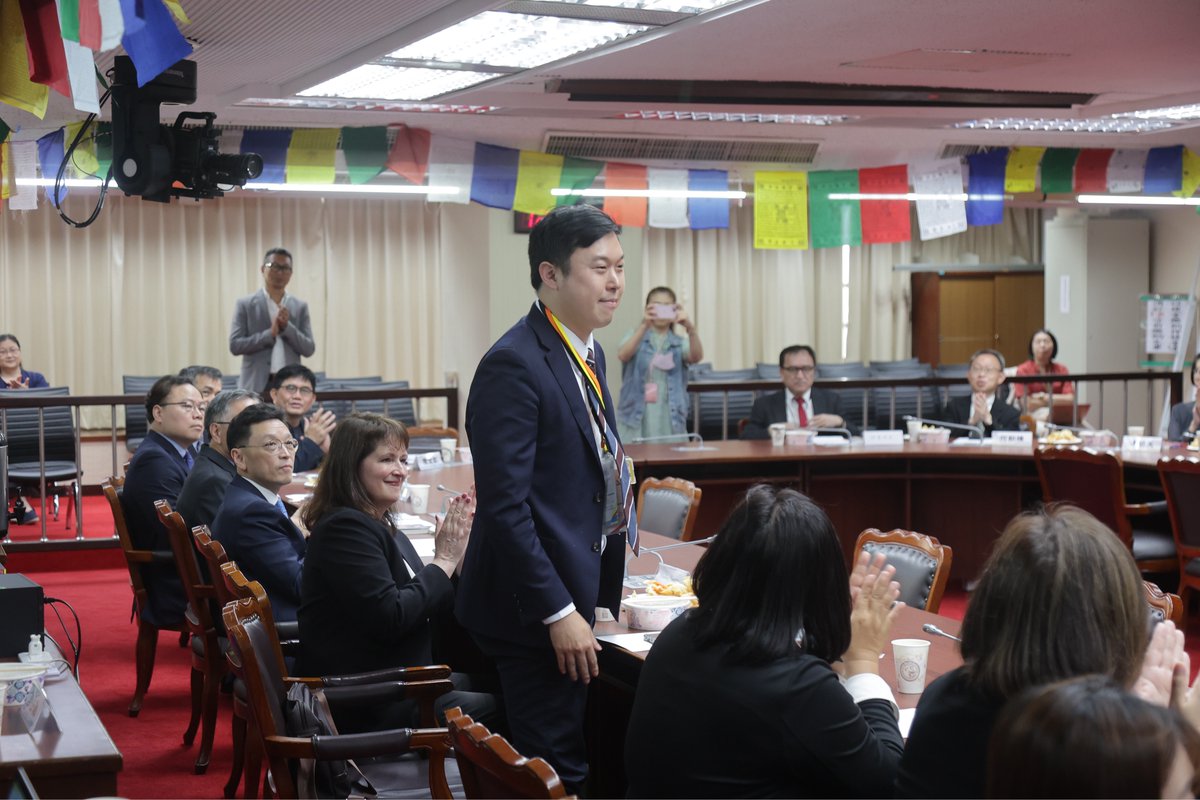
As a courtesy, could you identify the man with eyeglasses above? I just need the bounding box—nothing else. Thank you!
[742,345,852,439]
[268,364,336,472]
[121,375,207,629]
[938,348,1021,437]
[212,403,307,622]
[229,247,316,393]
[176,389,261,531]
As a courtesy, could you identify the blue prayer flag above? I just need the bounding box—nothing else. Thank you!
[470,143,519,209]
[965,149,1008,226]
[1144,146,1184,194]
[119,0,191,87]
[688,169,730,229]
[241,129,292,184]
[36,128,67,207]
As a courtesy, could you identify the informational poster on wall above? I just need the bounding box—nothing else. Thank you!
[1143,294,1191,355]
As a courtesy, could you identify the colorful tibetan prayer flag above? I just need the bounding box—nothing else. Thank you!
[555,156,604,207]
[20,0,71,97]
[910,159,967,241]
[753,171,808,250]
[687,169,729,229]
[965,149,1007,226]
[62,38,98,112]
[646,167,688,228]
[1040,148,1079,194]
[64,119,98,175]
[426,135,473,203]
[1144,146,1184,194]
[58,0,80,41]
[808,170,862,248]
[241,128,291,184]
[1106,149,1146,193]
[858,164,910,244]
[469,142,519,210]
[36,126,67,205]
[1175,148,1200,198]
[0,139,7,201]
[0,0,49,117]
[93,119,111,178]
[512,150,563,216]
[603,162,648,227]
[77,0,100,48]
[385,124,430,185]
[9,139,38,209]
[118,0,190,87]
[161,0,187,24]
[1073,149,1113,193]
[0,117,7,143]
[339,126,387,185]
[284,128,339,184]
[1004,146,1044,193]
[97,0,121,49]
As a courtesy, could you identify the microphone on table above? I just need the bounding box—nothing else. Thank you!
[623,535,717,587]
[812,426,852,440]
[630,432,707,448]
[904,415,985,441]
[922,623,962,643]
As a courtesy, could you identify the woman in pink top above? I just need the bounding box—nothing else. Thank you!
[1013,329,1074,412]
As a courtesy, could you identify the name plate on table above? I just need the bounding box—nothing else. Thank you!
[863,430,904,447]
[992,431,1033,447]
[410,451,444,470]
[1122,435,1164,451]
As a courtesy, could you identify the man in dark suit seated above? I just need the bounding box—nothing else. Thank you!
[267,364,335,472]
[121,374,206,627]
[742,345,853,438]
[938,348,1022,437]
[212,403,307,622]
[175,389,260,531]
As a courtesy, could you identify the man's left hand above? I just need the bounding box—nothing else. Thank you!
[306,407,337,451]
[808,413,843,429]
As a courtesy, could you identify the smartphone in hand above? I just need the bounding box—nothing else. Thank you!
[652,303,677,321]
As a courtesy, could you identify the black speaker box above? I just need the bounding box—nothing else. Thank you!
[0,573,44,656]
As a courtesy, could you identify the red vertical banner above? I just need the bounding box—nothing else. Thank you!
[19,0,71,97]
[1073,149,1114,193]
[77,0,102,49]
[385,123,431,185]
[859,164,911,243]
[603,162,648,227]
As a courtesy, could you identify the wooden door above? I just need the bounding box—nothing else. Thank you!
[994,273,1044,368]
[938,277,996,364]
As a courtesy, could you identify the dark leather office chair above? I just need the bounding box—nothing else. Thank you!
[1035,446,1176,574]
[636,477,702,541]
[853,528,953,613]
[446,706,570,799]
[406,425,458,457]
[1157,455,1200,626]
[2,386,82,527]
[1144,580,1184,628]
[121,375,159,454]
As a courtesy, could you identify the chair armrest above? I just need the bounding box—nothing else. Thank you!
[274,620,300,640]
[126,549,174,564]
[1127,500,1169,516]
[310,726,449,761]
[320,664,451,687]
[320,678,454,726]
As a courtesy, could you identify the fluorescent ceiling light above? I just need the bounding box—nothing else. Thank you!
[826,192,1011,202]
[552,187,746,199]
[298,64,504,102]
[239,97,498,114]
[17,178,104,188]
[245,183,460,196]
[388,12,651,69]
[1112,103,1200,121]
[1077,194,1200,206]
[952,117,1174,133]
[536,0,741,10]
[619,110,857,125]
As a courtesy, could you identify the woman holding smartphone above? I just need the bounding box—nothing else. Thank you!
[617,286,704,443]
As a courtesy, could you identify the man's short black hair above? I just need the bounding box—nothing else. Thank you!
[179,364,223,382]
[264,247,292,265]
[778,345,817,369]
[270,364,317,392]
[528,204,619,290]
[227,403,288,450]
[145,375,194,422]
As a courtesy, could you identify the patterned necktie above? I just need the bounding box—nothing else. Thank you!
[183,448,194,470]
[586,348,638,554]
[796,396,809,427]
[274,499,289,519]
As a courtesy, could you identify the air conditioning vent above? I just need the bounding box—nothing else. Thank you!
[544,133,818,164]
[938,143,987,159]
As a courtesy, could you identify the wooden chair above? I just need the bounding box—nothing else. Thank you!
[102,475,186,717]
[445,707,569,799]
[222,588,457,799]
[636,477,702,541]
[1035,446,1177,574]
[853,529,953,613]
[156,500,223,774]
[1144,580,1185,628]
[1157,455,1200,626]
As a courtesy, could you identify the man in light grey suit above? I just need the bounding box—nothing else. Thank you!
[229,247,316,392]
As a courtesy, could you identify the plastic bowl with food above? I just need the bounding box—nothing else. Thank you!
[621,595,692,631]
[917,428,951,444]
[0,664,47,706]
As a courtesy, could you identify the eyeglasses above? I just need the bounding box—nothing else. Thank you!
[781,366,816,375]
[969,367,1002,375]
[265,263,293,273]
[277,384,314,396]
[238,439,300,454]
[0,348,20,356]
[159,401,208,415]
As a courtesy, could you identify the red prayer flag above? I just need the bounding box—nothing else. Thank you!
[77,0,102,49]
[859,164,911,244]
[604,162,647,227]
[19,0,71,97]
[1073,149,1114,193]
[385,123,431,185]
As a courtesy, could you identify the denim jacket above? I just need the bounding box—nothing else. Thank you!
[617,329,688,435]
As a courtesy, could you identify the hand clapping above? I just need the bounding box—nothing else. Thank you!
[431,486,475,576]
[844,551,902,674]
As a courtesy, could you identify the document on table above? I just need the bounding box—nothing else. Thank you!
[596,632,654,654]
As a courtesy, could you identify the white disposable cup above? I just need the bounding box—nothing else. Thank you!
[408,484,431,514]
[769,423,787,446]
[439,438,457,462]
[457,447,473,464]
[907,419,922,439]
[1128,425,1145,437]
[892,638,931,694]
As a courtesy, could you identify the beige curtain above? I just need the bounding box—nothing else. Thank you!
[0,192,443,427]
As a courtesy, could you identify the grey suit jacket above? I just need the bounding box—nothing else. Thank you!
[229,289,316,390]
[1169,401,1196,441]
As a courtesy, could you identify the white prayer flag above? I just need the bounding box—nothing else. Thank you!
[10,141,40,211]
[911,159,967,241]
[98,0,124,51]
[1107,149,1147,193]
[63,39,100,114]
[426,135,474,204]
[646,167,689,228]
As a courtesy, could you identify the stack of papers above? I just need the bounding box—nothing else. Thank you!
[391,512,435,534]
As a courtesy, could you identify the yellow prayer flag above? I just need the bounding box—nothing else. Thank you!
[1,141,10,200]
[512,151,564,215]
[163,0,190,24]
[65,121,100,176]
[1175,148,1200,198]
[0,0,50,119]
[285,129,340,184]
[754,171,809,250]
[1004,146,1045,193]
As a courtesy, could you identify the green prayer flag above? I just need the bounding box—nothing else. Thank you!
[554,156,604,206]
[808,170,862,248]
[0,117,9,144]
[93,121,112,179]
[59,0,80,42]
[340,126,388,185]
[1040,148,1079,194]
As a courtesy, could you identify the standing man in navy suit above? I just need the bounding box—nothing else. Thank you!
[121,374,206,628]
[212,403,307,622]
[229,247,316,393]
[456,205,636,792]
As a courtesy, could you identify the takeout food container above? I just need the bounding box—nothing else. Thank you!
[917,428,950,444]
[621,595,691,631]
[0,664,47,706]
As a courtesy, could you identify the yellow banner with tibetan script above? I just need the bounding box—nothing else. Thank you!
[285,129,340,184]
[1004,146,1045,193]
[512,151,564,215]
[754,171,808,250]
